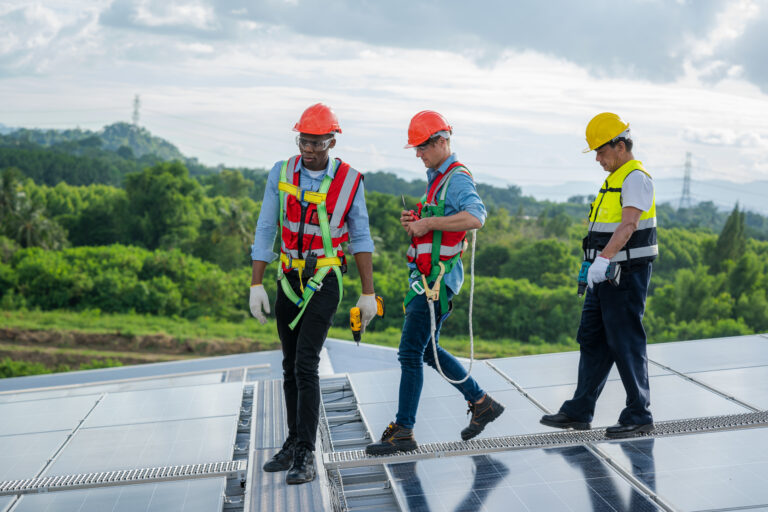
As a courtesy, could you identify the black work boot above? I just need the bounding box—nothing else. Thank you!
[285,444,315,485]
[365,422,418,455]
[461,394,505,441]
[262,437,296,472]
[540,412,591,431]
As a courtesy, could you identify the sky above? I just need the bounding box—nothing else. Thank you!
[2,0,768,202]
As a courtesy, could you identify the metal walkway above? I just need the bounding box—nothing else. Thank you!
[323,410,768,469]
[0,461,246,496]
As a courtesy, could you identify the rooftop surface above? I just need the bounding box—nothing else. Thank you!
[0,334,766,511]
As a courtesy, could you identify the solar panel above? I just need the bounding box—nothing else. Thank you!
[11,477,225,512]
[491,350,670,389]
[348,362,511,406]
[47,416,238,475]
[647,335,768,373]
[0,373,226,404]
[527,373,750,427]
[387,447,660,511]
[0,394,99,436]
[599,427,768,510]
[82,382,243,427]
[0,496,13,512]
[693,366,768,409]
[0,431,70,481]
[359,389,546,444]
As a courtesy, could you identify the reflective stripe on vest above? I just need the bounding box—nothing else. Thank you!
[407,162,472,276]
[585,160,657,264]
[279,155,362,272]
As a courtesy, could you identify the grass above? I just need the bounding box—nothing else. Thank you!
[0,309,579,359]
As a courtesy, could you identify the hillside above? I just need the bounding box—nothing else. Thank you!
[6,122,185,161]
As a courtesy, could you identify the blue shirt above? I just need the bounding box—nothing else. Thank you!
[251,155,375,262]
[409,153,487,295]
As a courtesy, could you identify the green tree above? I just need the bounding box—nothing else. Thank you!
[711,204,746,271]
[124,162,203,250]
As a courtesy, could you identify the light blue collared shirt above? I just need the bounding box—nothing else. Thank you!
[251,155,374,263]
[408,153,486,295]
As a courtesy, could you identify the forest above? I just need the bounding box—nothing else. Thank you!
[1,124,767,376]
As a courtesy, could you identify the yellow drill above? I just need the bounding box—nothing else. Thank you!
[350,296,385,345]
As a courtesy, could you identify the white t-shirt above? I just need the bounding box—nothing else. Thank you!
[622,170,654,212]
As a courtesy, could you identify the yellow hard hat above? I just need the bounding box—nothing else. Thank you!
[583,112,629,153]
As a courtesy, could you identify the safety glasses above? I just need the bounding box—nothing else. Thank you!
[296,135,334,151]
[414,139,435,153]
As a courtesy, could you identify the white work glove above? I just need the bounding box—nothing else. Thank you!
[356,294,378,332]
[249,284,270,324]
[587,256,610,289]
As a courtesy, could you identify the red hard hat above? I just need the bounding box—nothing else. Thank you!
[405,110,452,148]
[293,103,342,135]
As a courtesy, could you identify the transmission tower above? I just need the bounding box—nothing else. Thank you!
[679,151,692,210]
[132,94,141,126]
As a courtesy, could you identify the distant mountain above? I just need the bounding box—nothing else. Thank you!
[0,123,14,135]
[6,122,186,161]
[522,178,768,215]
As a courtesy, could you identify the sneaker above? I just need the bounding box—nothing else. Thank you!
[262,438,295,472]
[461,394,505,441]
[539,412,591,430]
[365,422,418,455]
[286,444,315,484]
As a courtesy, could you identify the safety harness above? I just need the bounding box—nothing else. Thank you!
[277,158,348,330]
[404,161,477,385]
[404,162,471,315]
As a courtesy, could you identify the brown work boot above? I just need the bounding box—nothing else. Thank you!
[365,422,418,455]
[461,394,505,441]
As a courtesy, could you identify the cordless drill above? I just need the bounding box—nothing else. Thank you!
[350,296,385,345]
[578,260,621,297]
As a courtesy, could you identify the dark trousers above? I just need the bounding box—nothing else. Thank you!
[560,262,653,425]
[275,271,340,451]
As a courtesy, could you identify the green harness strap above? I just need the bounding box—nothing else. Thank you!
[277,159,344,330]
[403,165,468,314]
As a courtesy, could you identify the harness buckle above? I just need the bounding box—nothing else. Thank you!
[410,280,425,295]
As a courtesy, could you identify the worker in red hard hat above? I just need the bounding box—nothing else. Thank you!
[250,103,377,484]
[366,110,504,456]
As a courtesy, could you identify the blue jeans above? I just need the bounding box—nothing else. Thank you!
[395,290,485,429]
[560,262,653,425]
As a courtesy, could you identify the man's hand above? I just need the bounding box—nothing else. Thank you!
[249,284,270,324]
[401,211,432,238]
[587,256,610,289]
[356,294,378,332]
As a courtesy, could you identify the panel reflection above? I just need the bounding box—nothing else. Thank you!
[545,440,657,512]
[389,445,660,511]
[389,455,510,512]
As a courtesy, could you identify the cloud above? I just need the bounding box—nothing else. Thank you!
[682,126,767,148]
[100,0,225,38]
[713,3,768,92]
[216,0,726,82]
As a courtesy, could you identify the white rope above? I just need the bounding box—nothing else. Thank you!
[428,229,476,384]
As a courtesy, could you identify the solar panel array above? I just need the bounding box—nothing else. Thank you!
[345,334,768,511]
[0,374,242,512]
[0,334,766,511]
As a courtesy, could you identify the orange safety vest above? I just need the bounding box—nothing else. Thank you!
[279,155,362,273]
[406,161,471,276]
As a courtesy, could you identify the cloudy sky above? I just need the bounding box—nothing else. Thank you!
[2,0,768,202]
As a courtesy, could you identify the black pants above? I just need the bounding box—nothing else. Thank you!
[560,262,653,425]
[275,271,340,451]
